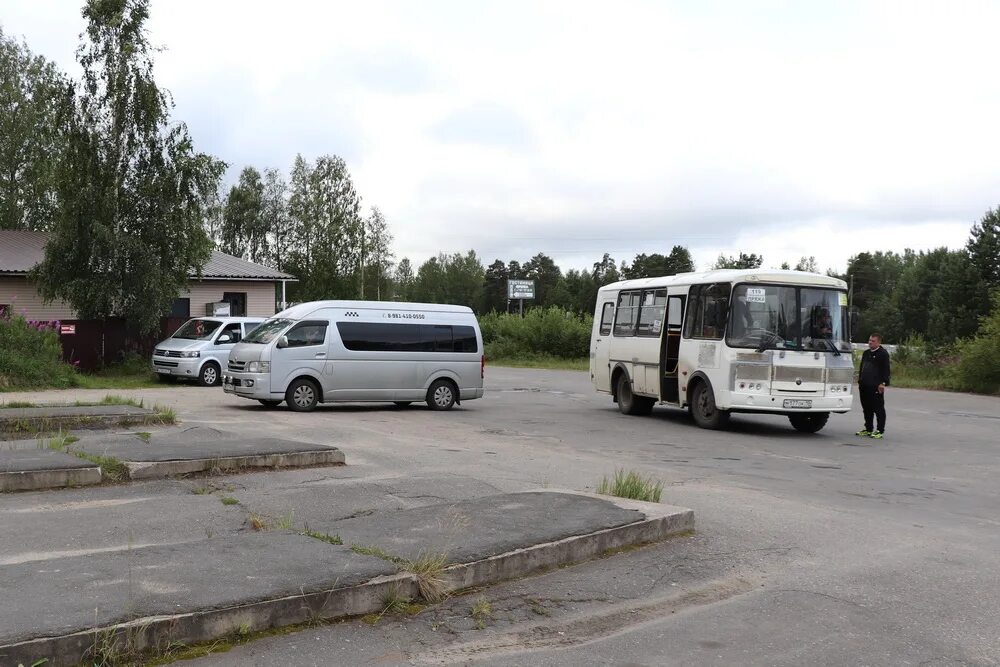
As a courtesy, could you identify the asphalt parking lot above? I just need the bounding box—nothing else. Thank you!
[3,367,999,666]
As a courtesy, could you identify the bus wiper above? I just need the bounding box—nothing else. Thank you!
[820,337,841,356]
[755,331,782,353]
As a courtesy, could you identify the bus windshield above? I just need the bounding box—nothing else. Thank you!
[242,318,294,344]
[728,284,849,352]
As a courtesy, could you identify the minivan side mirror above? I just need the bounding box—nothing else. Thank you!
[217,333,233,344]
[277,335,289,349]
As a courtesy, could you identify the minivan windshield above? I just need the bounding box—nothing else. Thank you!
[172,319,223,340]
[243,318,294,344]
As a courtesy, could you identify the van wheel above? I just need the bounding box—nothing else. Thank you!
[690,381,730,429]
[393,401,412,408]
[617,373,654,416]
[198,362,221,387]
[788,412,829,433]
[258,399,282,408]
[286,379,319,412]
[427,380,457,411]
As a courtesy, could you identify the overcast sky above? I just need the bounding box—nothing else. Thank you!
[4,1,999,274]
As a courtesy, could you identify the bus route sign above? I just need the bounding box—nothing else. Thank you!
[507,279,535,300]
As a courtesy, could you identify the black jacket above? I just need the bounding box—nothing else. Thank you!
[859,346,891,387]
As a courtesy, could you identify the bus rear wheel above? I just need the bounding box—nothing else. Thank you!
[616,373,654,416]
[788,412,829,433]
[690,381,729,429]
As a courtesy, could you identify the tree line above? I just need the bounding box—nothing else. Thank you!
[1,2,998,350]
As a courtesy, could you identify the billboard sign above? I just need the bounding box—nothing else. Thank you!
[507,279,535,300]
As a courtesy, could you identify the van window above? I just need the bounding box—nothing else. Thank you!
[285,321,328,347]
[337,322,479,353]
[216,322,242,344]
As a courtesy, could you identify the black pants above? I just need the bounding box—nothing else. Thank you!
[859,384,886,432]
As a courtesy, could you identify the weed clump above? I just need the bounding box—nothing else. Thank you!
[596,469,664,503]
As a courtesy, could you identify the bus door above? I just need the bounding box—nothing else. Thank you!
[591,300,616,392]
[660,294,686,404]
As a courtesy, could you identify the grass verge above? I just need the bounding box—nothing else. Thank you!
[596,468,664,503]
[487,355,588,371]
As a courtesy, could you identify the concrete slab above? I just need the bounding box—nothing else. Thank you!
[311,490,647,563]
[0,404,154,420]
[0,491,693,667]
[70,437,346,479]
[0,449,102,492]
[0,404,165,438]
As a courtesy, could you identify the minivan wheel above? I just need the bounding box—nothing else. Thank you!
[258,399,282,408]
[198,362,220,387]
[426,380,456,411]
[286,379,319,412]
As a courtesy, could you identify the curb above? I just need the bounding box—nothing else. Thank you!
[125,449,347,480]
[0,493,693,666]
[0,466,102,492]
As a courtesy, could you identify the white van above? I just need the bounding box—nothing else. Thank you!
[222,301,485,411]
[152,317,265,386]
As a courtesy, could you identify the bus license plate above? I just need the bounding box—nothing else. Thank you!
[783,399,812,409]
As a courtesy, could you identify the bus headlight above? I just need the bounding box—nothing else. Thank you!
[247,361,270,373]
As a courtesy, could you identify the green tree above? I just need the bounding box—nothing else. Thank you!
[360,206,394,299]
[412,255,446,303]
[927,251,989,343]
[0,28,71,230]
[591,253,620,286]
[794,256,818,272]
[35,0,225,334]
[445,250,484,307]
[393,257,415,301]
[524,252,562,306]
[623,246,694,278]
[713,252,763,269]
[261,167,290,270]
[221,166,267,263]
[967,206,1000,288]
[480,259,509,313]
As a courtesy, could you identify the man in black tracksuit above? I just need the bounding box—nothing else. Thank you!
[857,333,891,438]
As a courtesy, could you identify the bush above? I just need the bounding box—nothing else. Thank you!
[480,307,593,359]
[0,313,78,390]
[953,293,1000,394]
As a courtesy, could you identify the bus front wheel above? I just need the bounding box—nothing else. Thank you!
[690,381,730,430]
[617,373,654,416]
[788,412,829,433]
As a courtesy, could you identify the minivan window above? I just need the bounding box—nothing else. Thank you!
[173,319,223,340]
[243,318,293,344]
[337,322,479,353]
[285,321,328,347]
[216,322,242,344]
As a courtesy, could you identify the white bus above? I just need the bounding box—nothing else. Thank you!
[590,269,855,432]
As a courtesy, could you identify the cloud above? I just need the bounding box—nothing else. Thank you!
[430,103,535,149]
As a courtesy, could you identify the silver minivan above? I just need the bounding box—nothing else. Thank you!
[152,317,264,386]
[222,301,485,411]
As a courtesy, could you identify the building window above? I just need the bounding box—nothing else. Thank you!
[169,298,190,318]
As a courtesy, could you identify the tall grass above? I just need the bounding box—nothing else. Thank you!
[596,469,664,503]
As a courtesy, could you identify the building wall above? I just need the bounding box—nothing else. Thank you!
[180,280,277,317]
[1,276,279,320]
[0,275,77,320]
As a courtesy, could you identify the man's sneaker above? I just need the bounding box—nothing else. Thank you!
[856,429,872,436]
[870,430,884,439]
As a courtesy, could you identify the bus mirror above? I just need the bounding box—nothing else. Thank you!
[849,308,860,339]
[277,335,289,349]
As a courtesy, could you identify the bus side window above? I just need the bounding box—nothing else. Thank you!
[599,302,615,336]
[684,283,730,340]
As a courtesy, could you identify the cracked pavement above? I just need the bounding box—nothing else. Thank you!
[2,368,999,665]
